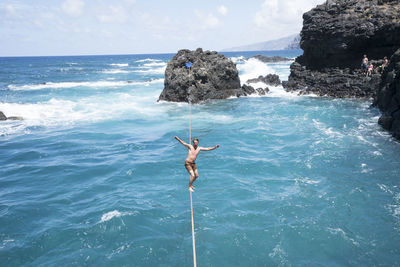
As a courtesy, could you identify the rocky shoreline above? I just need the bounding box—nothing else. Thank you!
[283,63,381,98]
[283,0,400,140]
[374,48,400,139]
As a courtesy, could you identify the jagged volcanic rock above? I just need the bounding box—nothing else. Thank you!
[0,111,7,121]
[247,74,281,86]
[298,0,400,70]
[158,48,254,103]
[285,0,400,98]
[284,62,381,98]
[0,111,23,121]
[374,48,400,139]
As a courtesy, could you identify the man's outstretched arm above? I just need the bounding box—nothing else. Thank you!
[174,136,190,148]
[200,144,220,151]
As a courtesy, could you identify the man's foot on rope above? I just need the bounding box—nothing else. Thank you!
[189,185,195,192]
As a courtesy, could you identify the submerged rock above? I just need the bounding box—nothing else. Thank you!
[255,87,269,95]
[0,111,6,121]
[158,48,254,103]
[0,111,23,121]
[249,55,292,63]
[247,74,281,86]
[374,48,400,139]
[7,116,23,121]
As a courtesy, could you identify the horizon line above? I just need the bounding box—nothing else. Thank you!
[0,49,303,58]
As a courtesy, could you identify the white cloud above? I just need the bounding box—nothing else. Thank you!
[61,0,84,17]
[0,2,27,18]
[123,0,136,4]
[194,10,220,30]
[218,5,227,16]
[5,4,17,15]
[254,0,322,38]
[97,5,128,23]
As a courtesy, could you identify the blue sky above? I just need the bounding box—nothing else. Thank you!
[0,0,323,56]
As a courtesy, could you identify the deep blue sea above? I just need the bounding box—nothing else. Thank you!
[1,50,400,266]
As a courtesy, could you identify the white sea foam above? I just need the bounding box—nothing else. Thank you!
[142,62,166,67]
[100,210,135,222]
[133,66,166,75]
[0,85,168,136]
[246,81,267,89]
[110,63,129,67]
[373,151,383,156]
[237,58,276,86]
[102,69,130,74]
[269,242,288,264]
[135,58,162,63]
[101,210,122,222]
[327,227,360,246]
[8,81,128,90]
[100,210,140,223]
[312,119,344,138]
[295,176,320,185]
[229,56,245,63]
[8,79,162,91]
[267,86,301,98]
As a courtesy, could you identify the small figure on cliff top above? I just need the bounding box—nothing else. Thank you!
[361,54,369,75]
[367,63,374,77]
[174,136,219,192]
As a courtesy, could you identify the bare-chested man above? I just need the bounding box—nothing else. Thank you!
[174,136,219,192]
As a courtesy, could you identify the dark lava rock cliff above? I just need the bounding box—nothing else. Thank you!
[298,0,400,70]
[284,0,400,139]
[159,48,253,103]
[374,48,400,139]
[284,0,400,98]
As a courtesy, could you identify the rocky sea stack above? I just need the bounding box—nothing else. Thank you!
[159,48,255,103]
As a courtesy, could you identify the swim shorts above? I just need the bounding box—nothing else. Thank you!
[184,161,197,172]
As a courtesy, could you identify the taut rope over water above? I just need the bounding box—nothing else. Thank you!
[188,95,197,267]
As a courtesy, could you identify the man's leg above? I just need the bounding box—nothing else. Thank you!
[185,163,196,191]
[189,165,199,190]
[188,170,196,192]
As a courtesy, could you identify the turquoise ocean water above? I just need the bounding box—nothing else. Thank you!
[1,50,400,266]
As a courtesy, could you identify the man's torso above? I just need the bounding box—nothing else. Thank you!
[186,145,200,162]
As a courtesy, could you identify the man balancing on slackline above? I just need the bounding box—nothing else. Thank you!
[175,136,219,192]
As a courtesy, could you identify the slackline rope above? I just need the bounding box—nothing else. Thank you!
[188,98,197,267]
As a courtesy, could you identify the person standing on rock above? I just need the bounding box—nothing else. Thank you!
[174,136,219,192]
[379,56,389,73]
[361,55,369,75]
[367,63,374,76]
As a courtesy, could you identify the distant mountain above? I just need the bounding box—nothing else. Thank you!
[221,34,300,52]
